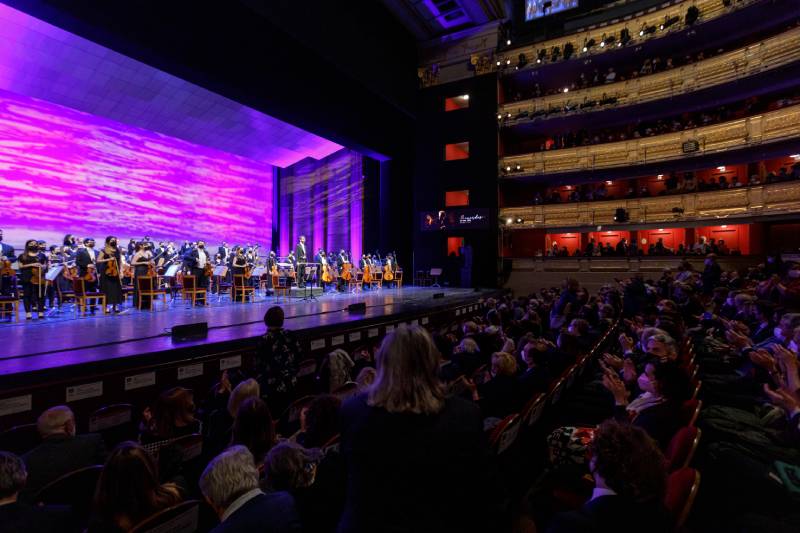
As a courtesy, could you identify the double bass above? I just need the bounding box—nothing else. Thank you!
[340,262,352,282]
[383,260,394,282]
[321,261,333,283]
[362,263,372,284]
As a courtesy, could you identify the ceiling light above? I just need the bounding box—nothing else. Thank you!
[717,166,726,172]
[506,39,511,46]
[462,94,469,100]
[563,87,569,93]
[505,166,511,172]
[506,218,513,225]
[606,181,613,185]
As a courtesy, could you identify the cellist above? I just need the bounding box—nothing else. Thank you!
[17,239,47,320]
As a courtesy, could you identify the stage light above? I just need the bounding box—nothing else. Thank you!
[617,42,622,47]
[515,164,522,171]
[657,174,663,180]
[563,87,569,93]
[506,112,512,118]
[462,94,469,100]
[790,154,800,160]
[506,59,511,65]
[515,217,524,224]
[721,225,727,228]
[606,181,613,185]
[599,41,605,48]
[496,60,502,66]
[506,218,513,225]
[497,113,503,120]
[536,58,542,64]
[505,165,512,172]
[506,39,511,46]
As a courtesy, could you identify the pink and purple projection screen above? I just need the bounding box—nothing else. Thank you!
[0,87,273,249]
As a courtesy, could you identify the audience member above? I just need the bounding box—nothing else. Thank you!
[256,306,302,416]
[231,397,276,468]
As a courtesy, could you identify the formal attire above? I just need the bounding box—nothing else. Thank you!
[21,433,106,502]
[337,393,500,533]
[130,251,152,309]
[211,489,301,533]
[98,248,124,306]
[547,491,671,533]
[17,253,46,315]
[294,242,307,287]
[188,248,211,291]
[0,242,15,298]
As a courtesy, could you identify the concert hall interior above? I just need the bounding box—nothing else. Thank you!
[1,1,800,532]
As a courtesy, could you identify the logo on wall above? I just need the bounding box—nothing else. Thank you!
[421,209,490,231]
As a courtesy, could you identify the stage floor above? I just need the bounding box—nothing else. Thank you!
[0,287,490,379]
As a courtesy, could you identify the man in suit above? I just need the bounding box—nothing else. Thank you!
[0,229,15,300]
[294,235,307,288]
[0,451,76,533]
[74,238,98,299]
[188,241,212,295]
[199,446,300,533]
[547,420,671,533]
[20,406,106,502]
[517,341,552,407]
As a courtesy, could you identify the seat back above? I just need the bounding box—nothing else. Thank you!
[89,403,136,448]
[665,467,701,529]
[548,377,567,406]
[233,274,246,289]
[489,414,521,455]
[72,278,86,297]
[681,399,702,427]
[332,381,359,401]
[521,394,546,427]
[137,276,155,292]
[665,426,700,472]
[278,395,316,435]
[170,433,204,462]
[130,500,201,533]
[0,423,41,455]
[182,275,196,290]
[34,464,103,520]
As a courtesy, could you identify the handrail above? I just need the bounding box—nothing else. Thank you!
[499,26,800,123]
[496,0,758,75]
[499,180,800,228]
[500,103,800,175]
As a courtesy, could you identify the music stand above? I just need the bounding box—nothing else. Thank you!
[430,267,443,287]
[302,263,319,301]
[213,265,228,301]
[251,266,267,296]
[164,264,182,303]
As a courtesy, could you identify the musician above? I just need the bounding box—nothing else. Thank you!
[18,239,46,320]
[231,248,247,276]
[188,240,212,297]
[359,254,368,270]
[295,235,308,288]
[75,238,99,293]
[98,236,124,313]
[130,242,153,309]
[0,229,16,303]
[218,241,231,266]
[126,238,136,258]
[267,251,278,271]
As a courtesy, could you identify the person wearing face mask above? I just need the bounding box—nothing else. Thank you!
[97,236,124,313]
[189,240,212,297]
[17,239,47,320]
[0,229,16,309]
[75,237,99,310]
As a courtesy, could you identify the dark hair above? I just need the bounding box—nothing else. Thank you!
[152,387,195,439]
[94,442,182,528]
[231,398,275,464]
[302,395,342,448]
[590,420,667,503]
[0,451,26,499]
[653,361,691,401]
[264,306,285,328]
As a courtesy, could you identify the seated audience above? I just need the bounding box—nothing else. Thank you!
[21,406,106,501]
[231,397,276,468]
[140,387,200,444]
[205,379,261,459]
[200,445,300,533]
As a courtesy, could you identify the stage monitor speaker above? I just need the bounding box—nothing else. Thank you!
[172,322,208,341]
[433,293,445,299]
[348,302,367,313]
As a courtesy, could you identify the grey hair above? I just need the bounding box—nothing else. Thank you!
[227,378,260,418]
[368,324,445,415]
[37,406,75,438]
[0,452,27,499]
[199,445,259,509]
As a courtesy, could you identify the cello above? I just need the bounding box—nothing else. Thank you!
[321,260,332,283]
[362,263,372,284]
[340,262,352,282]
[383,259,394,282]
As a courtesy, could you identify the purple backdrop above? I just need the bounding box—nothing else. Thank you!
[0,87,273,249]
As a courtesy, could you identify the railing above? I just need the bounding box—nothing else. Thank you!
[496,0,757,75]
[499,180,800,228]
[499,103,800,176]
[499,26,800,123]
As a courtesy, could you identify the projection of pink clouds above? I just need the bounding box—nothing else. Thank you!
[0,87,274,249]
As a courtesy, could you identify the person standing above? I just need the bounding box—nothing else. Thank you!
[130,242,153,309]
[75,238,99,294]
[17,239,46,320]
[294,235,307,288]
[97,236,124,313]
[189,241,212,297]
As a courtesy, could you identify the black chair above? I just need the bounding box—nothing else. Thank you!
[34,464,103,524]
[88,403,136,449]
[130,500,202,533]
[0,423,41,455]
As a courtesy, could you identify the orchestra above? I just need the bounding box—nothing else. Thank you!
[0,229,401,321]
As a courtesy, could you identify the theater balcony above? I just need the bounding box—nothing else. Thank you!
[498,26,800,125]
[499,102,800,177]
[499,178,800,230]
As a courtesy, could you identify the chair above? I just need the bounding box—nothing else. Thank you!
[137,276,168,310]
[180,275,207,306]
[34,464,103,521]
[520,394,546,427]
[72,278,107,315]
[232,274,256,303]
[665,427,701,472]
[88,403,136,448]
[664,467,701,529]
[278,395,316,436]
[0,423,41,455]
[488,414,521,455]
[349,271,364,293]
[368,270,382,290]
[394,268,404,288]
[548,376,567,406]
[332,381,359,401]
[681,399,702,427]
[429,267,443,287]
[0,278,22,321]
[170,433,204,462]
[691,378,702,400]
[130,500,201,533]
[273,274,290,301]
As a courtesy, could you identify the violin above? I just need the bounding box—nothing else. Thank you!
[122,264,134,279]
[83,263,97,282]
[147,260,157,278]
[341,262,352,282]
[31,264,45,285]
[63,261,77,281]
[106,255,119,277]
[383,261,394,281]
[0,258,14,277]
[203,258,214,277]
[244,264,252,279]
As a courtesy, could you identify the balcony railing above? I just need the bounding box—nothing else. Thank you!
[496,0,755,76]
[500,103,800,176]
[499,26,800,124]
[499,180,800,229]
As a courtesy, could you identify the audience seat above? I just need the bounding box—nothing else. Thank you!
[278,395,316,436]
[331,381,359,401]
[0,423,41,455]
[88,403,136,449]
[129,500,202,533]
[665,467,701,529]
[681,399,703,427]
[520,394,547,427]
[34,464,103,523]
[488,413,521,455]
[295,358,319,396]
[665,426,701,472]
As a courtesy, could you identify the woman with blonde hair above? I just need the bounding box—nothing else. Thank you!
[338,324,496,533]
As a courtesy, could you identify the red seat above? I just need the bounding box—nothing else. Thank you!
[664,426,701,472]
[130,500,201,533]
[665,467,701,529]
[488,413,521,455]
[680,398,702,427]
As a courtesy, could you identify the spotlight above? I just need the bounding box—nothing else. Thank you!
[507,39,512,46]
[563,87,569,93]
[462,94,469,100]
[515,217,524,224]
[536,58,542,64]
[505,166,512,172]
[497,113,503,120]
[717,166,726,172]
[599,41,605,48]
[506,218,513,225]
[506,59,511,65]
[505,112,512,118]
[515,164,522,171]
[496,60,502,66]
[791,154,800,160]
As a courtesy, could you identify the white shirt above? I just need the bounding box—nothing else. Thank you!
[197,250,206,269]
[86,247,96,262]
[221,488,263,522]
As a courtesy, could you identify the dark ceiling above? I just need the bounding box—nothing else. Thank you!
[381,0,506,41]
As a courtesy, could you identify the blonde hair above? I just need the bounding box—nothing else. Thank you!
[491,352,517,377]
[227,378,261,418]
[367,325,445,415]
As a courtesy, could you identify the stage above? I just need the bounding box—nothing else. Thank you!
[0,287,496,387]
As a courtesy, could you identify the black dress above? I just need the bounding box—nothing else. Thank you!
[99,249,124,305]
